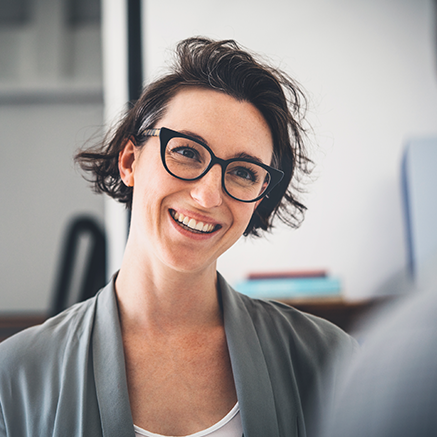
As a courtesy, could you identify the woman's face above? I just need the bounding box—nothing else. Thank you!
[120,87,273,274]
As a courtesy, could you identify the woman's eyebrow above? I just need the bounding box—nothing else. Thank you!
[180,129,208,145]
[179,129,266,164]
[232,152,265,164]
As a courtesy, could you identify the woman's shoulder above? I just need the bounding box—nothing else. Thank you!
[0,292,99,373]
[247,293,349,336]
[239,293,358,373]
[0,287,114,436]
[247,293,341,326]
[230,286,358,361]
[219,272,354,350]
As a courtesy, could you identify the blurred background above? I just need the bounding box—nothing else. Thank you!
[1,0,437,313]
[0,0,104,312]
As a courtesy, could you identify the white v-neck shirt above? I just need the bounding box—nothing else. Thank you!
[134,402,243,437]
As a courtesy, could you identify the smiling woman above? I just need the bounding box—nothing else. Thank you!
[0,37,357,437]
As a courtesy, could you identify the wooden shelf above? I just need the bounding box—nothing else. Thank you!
[0,314,46,343]
[277,296,390,333]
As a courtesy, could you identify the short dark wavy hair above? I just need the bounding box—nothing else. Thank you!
[75,37,312,236]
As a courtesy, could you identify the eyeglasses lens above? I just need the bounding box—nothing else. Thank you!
[165,137,210,179]
[225,161,270,201]
[165,137,270,202]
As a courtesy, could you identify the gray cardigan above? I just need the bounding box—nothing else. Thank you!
[0,273,356,437]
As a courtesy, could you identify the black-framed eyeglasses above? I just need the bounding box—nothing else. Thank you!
[141,127,284,203]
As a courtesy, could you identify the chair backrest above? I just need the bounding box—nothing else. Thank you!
[50,215,106,316]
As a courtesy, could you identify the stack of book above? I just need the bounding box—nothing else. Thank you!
[234,270,341,300]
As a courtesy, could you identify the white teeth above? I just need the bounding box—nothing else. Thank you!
[172,210,215,233]
[194,221,204,231]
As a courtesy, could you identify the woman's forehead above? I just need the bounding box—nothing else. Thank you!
[157,87,274,161]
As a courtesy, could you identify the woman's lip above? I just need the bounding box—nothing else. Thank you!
[169,208,221,227]
[169,208,222,234]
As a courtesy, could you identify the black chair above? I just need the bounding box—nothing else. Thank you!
[50,215,106,316]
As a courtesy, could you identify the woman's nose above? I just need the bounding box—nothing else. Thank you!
[190,164,223,208]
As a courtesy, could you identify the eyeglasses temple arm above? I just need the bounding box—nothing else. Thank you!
[142,128,160,137]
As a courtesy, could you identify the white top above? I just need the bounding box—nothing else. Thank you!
[134,402,243,437]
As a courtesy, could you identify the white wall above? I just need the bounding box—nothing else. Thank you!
[0,103,104,312]
[101,0,130,280]
[143,0,437,299]
[0,0,104,312]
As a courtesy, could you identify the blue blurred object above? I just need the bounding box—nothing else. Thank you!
[402,138,437,283]
[235,277,341,299]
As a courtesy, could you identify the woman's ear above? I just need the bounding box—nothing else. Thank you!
[119,140,136,187]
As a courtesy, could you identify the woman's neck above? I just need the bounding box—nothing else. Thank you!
[115,243,222,336]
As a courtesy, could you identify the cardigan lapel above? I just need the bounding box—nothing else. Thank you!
[91,276,282,437]
[92,281,136,437]
[219,273,280,437]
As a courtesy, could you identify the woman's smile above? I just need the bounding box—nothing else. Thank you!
[167,207,225,244]
[170,209,221,234]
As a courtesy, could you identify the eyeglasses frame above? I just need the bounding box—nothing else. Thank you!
[141,127,284,203]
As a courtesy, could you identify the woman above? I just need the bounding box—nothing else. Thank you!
[0,38,356,437]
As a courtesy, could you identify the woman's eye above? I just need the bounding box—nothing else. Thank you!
[232,167,257,182]
[236,169,252,180]
[176,148,196,159]
[172,146,200,161]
